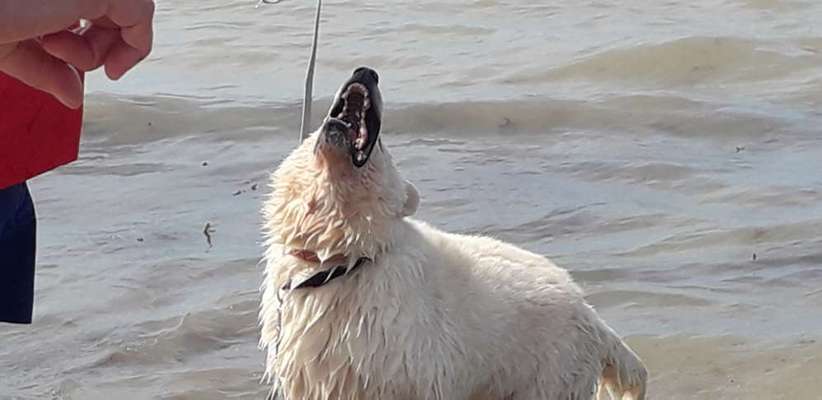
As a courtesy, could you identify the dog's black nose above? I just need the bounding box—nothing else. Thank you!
[353,66,379,85]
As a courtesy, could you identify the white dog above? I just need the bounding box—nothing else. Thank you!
[259,67,647,400]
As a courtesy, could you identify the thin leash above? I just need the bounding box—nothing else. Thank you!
[256,0,322,143]
[253,3,326,398]
[254,3,323,398]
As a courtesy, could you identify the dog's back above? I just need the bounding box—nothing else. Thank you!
[406,219,648,400]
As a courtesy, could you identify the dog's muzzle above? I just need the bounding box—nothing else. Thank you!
[321,67,383,168]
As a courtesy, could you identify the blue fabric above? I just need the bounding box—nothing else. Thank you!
[0,182,36,324]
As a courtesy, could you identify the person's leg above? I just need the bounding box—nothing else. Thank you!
[0,182,36,324]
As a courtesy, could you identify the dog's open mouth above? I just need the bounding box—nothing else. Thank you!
[334,83,371,163]
[323,67,383,168]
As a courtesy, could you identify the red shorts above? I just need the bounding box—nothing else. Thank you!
[0,72,83,189]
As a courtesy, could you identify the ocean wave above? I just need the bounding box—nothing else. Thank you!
[83,91,804,146]
[503,36,822,87]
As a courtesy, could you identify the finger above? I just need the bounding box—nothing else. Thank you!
[120,11,153,56]
[0,0,106,44]
[106,0,155,36]
[90,17,119,30]
[104,40,147,80]
[107,0,155,53]
[41,26,119,71]
[101,0,155,80]
[0,40,84,109]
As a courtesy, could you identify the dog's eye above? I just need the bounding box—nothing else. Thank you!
[369,70,379,84]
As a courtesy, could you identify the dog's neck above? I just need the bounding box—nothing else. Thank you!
[264,134,419,290]
[289,249,346,265]
[283,254,371,290]
[266,148,398,262]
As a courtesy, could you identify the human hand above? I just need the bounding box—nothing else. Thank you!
[0,0,155,109]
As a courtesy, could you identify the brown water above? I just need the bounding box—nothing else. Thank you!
[3,0,822,398]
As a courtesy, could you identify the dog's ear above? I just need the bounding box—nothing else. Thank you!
[401,180,419,217]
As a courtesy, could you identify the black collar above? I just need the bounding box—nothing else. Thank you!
[284,257,369,290]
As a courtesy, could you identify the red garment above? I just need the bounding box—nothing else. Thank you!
[0,72,83,189]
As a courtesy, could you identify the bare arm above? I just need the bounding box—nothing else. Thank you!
[0,0,154,108]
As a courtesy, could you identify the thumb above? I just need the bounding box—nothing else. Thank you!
[0,40,84,109]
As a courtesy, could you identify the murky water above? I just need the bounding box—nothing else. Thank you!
[3,0,822,398]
